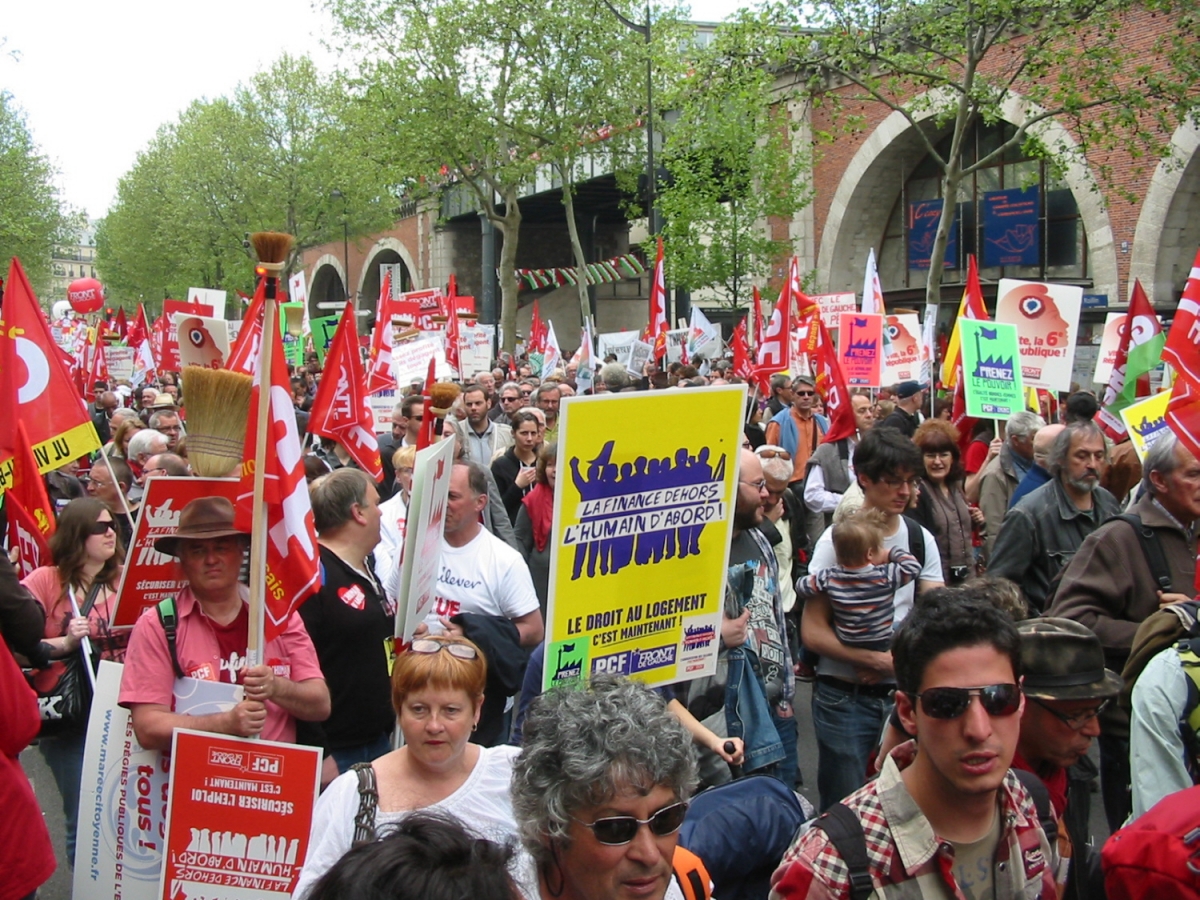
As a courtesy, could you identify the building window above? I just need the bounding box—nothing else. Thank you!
[879,121,1087,294]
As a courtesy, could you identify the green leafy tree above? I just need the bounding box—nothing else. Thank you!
[770,0,1200,307]
[654,18,811,309]
[0,91,70,296]
[97,55,395,307]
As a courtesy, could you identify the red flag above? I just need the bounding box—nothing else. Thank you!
[648,237,669,361]
[227,283,266,377]
[113,307,129,341]
[755,279,793,377]
[731,319,755,382]
[129,303,158,387]
[1164,248,1200,385]
[416,357,438,451]
[529,300,547,354]
[364,268,398,395]
[0,257,100,472]
[234,300,320,643]
[5,421,56,577]
[152,315,167,369]
[751,286,765,351]
[85,324,110,403]
[444,289,462,379]
[307,302,383,480]
[805,311,857,444]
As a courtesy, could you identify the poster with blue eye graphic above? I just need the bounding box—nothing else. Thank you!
[542,386,744,691]
[995,279,1082,392]
[908,198,957,269]
[983,187,1040,268]
[960,320,1025,419]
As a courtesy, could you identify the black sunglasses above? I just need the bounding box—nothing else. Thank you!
[574,801,689,846]
[911,683,1021,719]
[89,520,116,535]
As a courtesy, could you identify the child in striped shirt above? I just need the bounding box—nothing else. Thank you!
[796,508,921,650]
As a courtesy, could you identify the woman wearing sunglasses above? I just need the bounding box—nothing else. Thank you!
[21,497,127,865]
[294,635,522,898]
[511,676,702,900]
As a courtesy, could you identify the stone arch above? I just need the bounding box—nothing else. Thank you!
[307,254,347,321]
[817,89,1119,301]
[358,237,418,312]
[1130,120,1200,306]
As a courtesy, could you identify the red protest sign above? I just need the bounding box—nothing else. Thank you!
[160,729,321,900]
[836,312,884,388]
[111,476,241,627]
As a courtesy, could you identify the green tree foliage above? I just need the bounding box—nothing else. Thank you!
[654,17,811,309]
[327,0,680,351]
[97,55,396,308]
[0,91,70,296]
[767,0,1200,306]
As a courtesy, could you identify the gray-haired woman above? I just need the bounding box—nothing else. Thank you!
[510,675,701,900]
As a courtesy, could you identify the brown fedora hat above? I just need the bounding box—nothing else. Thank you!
[155,496,245,557]
[1018,618,1123,701]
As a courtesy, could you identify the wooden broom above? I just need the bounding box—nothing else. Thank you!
[181,367,252,477]
[246,231,294,665]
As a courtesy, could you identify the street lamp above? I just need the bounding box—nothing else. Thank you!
[330,189,350,302]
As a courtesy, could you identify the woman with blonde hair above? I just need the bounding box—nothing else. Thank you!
[293,635,521,898]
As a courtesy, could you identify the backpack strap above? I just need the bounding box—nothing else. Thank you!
[1176,637,1200,782]
[901,515,926,571]
[1110,513,1173,592]
[1011,768,1058,848]
[155,598,185,680]
[351,761,379,845]
[815,803,873,900]
[671,845,713,900]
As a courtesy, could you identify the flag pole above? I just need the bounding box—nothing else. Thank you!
[247,232,294,663]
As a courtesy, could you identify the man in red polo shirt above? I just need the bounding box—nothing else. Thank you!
[119,497,330,749]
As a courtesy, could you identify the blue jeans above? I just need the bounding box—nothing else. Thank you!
[811,681,890,812]
[37,730,86,865]
[772,706,800,790]
[330,732,393,775]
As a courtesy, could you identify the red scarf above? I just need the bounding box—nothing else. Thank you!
[522,483,555,553]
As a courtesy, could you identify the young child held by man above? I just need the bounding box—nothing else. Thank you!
[796,508,921,650]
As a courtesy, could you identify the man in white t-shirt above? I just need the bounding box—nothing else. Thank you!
[425,461,544,647]
[802,427,943,811]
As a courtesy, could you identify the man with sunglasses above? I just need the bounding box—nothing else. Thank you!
[774,593,1058,900]
[490,380,524,423]
[512,675,708,900]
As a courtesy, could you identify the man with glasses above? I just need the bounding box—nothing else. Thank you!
[149,408,184,452]
[490,380,523,423]
[773,592,1057,899]
[765,376,828,503]
[87,457,136,546]
[1012,618,1119,896]
[803,390,874,533]
[512,675,707,900]
[802,427,943,811]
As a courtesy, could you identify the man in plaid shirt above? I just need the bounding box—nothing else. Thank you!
[772,592,1058,899]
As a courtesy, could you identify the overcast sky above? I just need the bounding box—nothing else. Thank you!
[4,0,745,222]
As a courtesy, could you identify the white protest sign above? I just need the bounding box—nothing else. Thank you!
[996,279,1082,392]
[369,389,398,433]
[881,313,926,384]
[459,323,496,380]
[107,346,135,384]
[392,335,452,386]
[171,313,231,369]
[665,328,688,364]
[397,437,457,640]
[187,288,228,320]
[1093,312,1125,385]
[598,331,637,367]
[627,340,653,377]
[811,292,858,319]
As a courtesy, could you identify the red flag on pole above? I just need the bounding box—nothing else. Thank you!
[85,323,110,403]
[752,286,765,351]
[445,289,462,379]
[803,309,857,444]
[128,303,158,387]
[113,306,129,341]
[1163,247,1200,386]
[529,299,547,354]
[648,237,669,361]
[307,302,383,480]
[227,285,265,376]
[233,305,320,643]
[5,421,56,577]
[731,319,755,383]
[365,268,398,395]
[755,274,793,377]
[0,257,100,473]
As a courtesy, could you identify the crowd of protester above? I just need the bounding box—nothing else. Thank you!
[5,349,1198,900]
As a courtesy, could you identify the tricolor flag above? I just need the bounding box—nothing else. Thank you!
[1098,280,1164,441]
[941,255,990,389]
[543,321,563,375]
[687,306,720,359]
[307,302,383,480]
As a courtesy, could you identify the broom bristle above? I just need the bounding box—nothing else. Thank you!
[429,381,460,412]
[250,231,294,266]
[182,367,253,477]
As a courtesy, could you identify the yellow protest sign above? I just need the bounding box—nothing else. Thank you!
[1120,389,1171,461]
[543,385,745,690]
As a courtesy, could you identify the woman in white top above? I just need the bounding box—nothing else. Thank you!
[293,635,521,898]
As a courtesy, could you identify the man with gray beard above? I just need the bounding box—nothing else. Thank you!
[987,420,1120,613]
